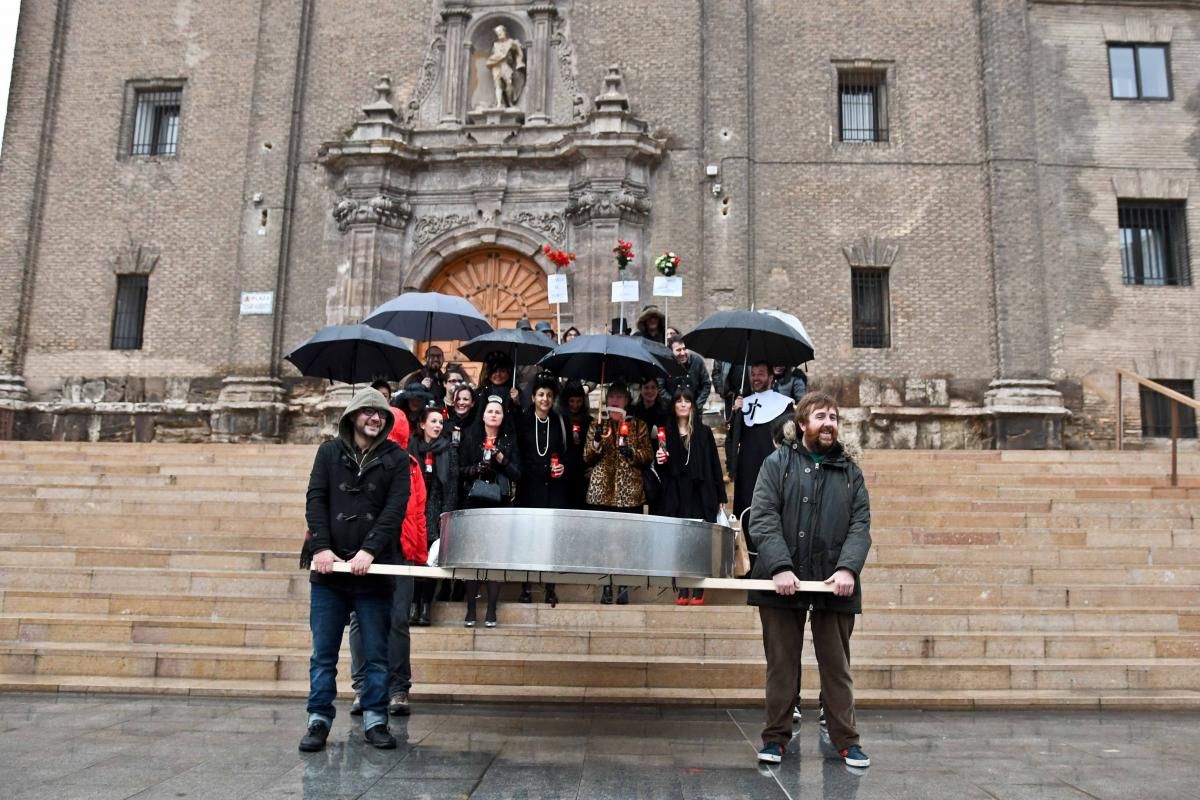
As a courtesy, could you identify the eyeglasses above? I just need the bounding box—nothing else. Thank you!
[359,409,385,420]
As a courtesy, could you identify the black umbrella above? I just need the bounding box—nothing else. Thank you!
[682,310,816,394]
[285,324,421,384]
[363,292,493,341]
[458,328,556,367]
[636,337,688,378]
[538,334,669,421]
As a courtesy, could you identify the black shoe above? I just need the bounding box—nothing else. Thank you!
[299,720,330,752]
[350,694,363,716]
[518,585,532,604]
[600,585,613,605]
[616,586,629,605]
[364,724,397,749]
[408,602,419,625]
[417,601,431,627]
[545,588,558,607]
[388,692,411,717]
[435,584,451,602]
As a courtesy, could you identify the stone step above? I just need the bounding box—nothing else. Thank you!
[0,639,1195,692]
[4,611,1198,660]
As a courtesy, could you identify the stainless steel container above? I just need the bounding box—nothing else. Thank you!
[439,508,735,578]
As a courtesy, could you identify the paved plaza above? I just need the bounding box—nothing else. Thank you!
[0,693,1195,799]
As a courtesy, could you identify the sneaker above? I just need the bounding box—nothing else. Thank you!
[388,692,410,717]
[298,720,330,752]
[819,705,827,728]
[757,741,784,764]
[792,704,802,723]
[840,745,870,768]
[363,724,397,749]
[350,694,363,716]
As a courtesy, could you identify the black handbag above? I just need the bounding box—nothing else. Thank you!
[468,478,504,504]
[642,464,662,506]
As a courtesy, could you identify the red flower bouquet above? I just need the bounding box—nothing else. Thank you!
[613,239,635,270]
[541,243,576,270]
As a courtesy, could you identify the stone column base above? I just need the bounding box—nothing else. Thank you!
[210,377,288,443]
[984,379,1071,450]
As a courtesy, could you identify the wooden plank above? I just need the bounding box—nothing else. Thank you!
[314,562,835,593]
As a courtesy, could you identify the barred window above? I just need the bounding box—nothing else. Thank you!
[1108,44,1170,100]
[130,89,181,156]
[851,268,890,348]
[111,275,148,350]
[1139,380,1197,438]
[1118,201,1190,286]
[838,69,888,143]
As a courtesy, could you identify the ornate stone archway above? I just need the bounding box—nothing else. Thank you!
[428,248,552,331]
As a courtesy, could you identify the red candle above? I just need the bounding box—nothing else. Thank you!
[424,452,434,473]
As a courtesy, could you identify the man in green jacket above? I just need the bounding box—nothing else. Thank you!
[748,392,872,769]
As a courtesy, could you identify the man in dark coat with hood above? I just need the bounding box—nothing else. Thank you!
[300,387,410,753]
[748,391,871,770]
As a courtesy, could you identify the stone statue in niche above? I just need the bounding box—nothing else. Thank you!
[487,25,525,109]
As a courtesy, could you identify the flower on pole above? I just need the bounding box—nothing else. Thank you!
[654,251,681,277]
[613,239,635,270]
[542,243,576,270]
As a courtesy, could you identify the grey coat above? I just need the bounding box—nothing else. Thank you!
[746,424,871,613]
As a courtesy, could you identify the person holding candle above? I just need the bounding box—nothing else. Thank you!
[557,381,592,511]
[516,374,570,606]
[654,386,727,605]
[458,394,521,627]
[583,382,652,604]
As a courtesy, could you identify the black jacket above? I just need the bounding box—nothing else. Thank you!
[304,388,411,594]
[771,368,807,404]
[655,422,727,522]
[516,409,570,509]
[747,425,871,613]
[410,434,459,543]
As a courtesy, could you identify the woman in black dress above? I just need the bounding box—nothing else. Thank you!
[557,381,592,511]
[409,406,458,625]
[654,386,727,606]
[458,394,521,627]
[516,375,570,606]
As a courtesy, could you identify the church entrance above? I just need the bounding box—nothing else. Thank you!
[422,248,554,380]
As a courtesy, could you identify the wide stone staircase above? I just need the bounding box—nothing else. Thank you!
[0,442,1197,709]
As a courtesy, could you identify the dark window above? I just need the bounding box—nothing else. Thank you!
[1118,201,1190,286]
[130,89,181,156]
[838,69,888,143]
[851,268,890,348]
[1108,44,1170,99]
[1139,379,1197,438]
[111,275,148,350]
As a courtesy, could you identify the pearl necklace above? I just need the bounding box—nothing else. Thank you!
[535,413,550,457]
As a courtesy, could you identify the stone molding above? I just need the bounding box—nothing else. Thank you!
[565,189,652,223]
[404,35,445,126]
[507,210,566,244]
[112,242,160,276]
[332,195,413,232]
[842,234,899,268]
[1102,17,1172,43]
[412,213,474,245]
[1110,172,1189,200]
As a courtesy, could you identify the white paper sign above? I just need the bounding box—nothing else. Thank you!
[611,280,640,303]
[239,291,274,316]
[653,276,683,298]
[547,273,569,304]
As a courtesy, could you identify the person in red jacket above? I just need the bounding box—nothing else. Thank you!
[349,408,427,718]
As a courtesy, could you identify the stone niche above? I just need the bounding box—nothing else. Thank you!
[317,0,667,338]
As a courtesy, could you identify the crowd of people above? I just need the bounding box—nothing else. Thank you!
[300,304,870,771]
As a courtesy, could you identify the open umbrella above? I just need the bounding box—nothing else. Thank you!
[363,292,493,341]
[458,328,557,368]
[538,334,669,384]
[285,324,421,384]
[636,337,688,379]
[682,309,816,395]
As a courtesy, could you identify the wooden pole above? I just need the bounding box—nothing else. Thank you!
[1170,401,1179,487]
[1115,371,1123,452]
[315,562,836,593]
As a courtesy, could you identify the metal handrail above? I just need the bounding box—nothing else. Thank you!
[1115,368,1200,486]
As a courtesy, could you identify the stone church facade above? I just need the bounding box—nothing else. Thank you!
[0,0,1197,448]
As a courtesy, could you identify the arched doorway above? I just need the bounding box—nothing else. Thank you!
[423,248,554,380]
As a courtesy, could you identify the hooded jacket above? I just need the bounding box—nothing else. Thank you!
[388,410,429,565]
[304,388,410,593]
[746,421,871,613]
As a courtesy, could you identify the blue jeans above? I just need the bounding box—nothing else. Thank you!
[307,582,391,730]
[350,573,415,697]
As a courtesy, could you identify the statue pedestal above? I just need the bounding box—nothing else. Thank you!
[985,379,1070,449]
[467,107,525,126]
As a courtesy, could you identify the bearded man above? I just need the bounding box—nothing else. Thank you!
[747,392,872,770]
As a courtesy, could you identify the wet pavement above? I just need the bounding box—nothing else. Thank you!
[0,693,1196,799]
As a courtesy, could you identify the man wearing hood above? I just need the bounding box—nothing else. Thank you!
[300,387,410,752]
[748,392,871,770]
[633,304,666,344]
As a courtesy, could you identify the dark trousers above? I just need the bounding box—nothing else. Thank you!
[759,605,859,750]
[308,583,390,721]
[349,574,415,697]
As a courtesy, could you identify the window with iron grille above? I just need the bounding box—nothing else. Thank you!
[838,69,888,143]
[1118,201,1190,286]
[851,268,890,348]
[111,275,148,350]
[130,89,181,156]
[1108,44,1171,100]
[1139,379,1197,438]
